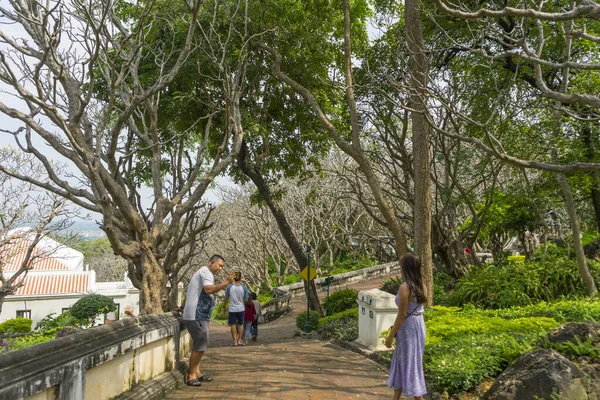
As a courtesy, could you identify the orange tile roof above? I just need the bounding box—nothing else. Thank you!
[11,273,90,295]
[0,237,70,272]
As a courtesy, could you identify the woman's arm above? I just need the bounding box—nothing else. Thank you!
[384,284,410,348]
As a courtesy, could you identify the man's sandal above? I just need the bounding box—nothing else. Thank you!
[185,378,202,387]
[198,375,213,382]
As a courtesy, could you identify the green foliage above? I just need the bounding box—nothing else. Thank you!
[284,274,302,285]
[70,295,117,321]
[541,336,600,358]
[329,254,376,275]
[447,257,600,309]
[296,311,320,332]
[0,317,32,334]
[434,272,453,305]
[2,333,54,353]
[380,275,402,295]
[476,299,600,323]
[317,308,358,341]
[211,301,228,321]
[323,289,358,315]
[401,300,600,394]
[256,292,274,305]
[34,311,87,334]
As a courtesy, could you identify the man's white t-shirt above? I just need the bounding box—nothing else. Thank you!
[225,283,249,312]
[183,266,215,321]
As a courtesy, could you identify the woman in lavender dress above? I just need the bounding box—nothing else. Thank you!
[384,253,427,400]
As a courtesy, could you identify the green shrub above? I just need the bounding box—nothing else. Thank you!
[317,309,358,341]
[34,311,87,333]
[329,253,375,275]
[411,301,600,394]
[380,276,402,295]
[6,332,54,352]
[296,311,320,331]
[211,301,227,321]
[0,317,33,334]
[284,274,302,285]
[447,257,600,309]
[71,294,117,321]
[323,289,358,315]
[434,272,453,305]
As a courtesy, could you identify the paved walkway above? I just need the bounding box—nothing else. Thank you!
[166,274,409,399]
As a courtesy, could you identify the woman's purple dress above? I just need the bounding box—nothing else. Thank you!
[387,283,427,396]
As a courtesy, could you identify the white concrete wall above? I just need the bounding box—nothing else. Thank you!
[1,294,81,325]
[1,289,140,328]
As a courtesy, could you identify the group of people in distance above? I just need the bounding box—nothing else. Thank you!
[176,254,263,387]
[222,270,261,346]
[178,252,428,400]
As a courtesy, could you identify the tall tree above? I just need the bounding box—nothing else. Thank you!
[0,0,249,313]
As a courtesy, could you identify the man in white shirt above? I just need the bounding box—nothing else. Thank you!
[179,254,234,387]
[223,271,249,346]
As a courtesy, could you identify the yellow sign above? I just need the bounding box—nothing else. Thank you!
[300,266,316,281]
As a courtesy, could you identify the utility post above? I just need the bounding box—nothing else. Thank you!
[304,245,312,332]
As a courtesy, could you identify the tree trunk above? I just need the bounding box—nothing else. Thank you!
[555,173,598,296]
[591,175,600,233]
[237,141,323,315]
[581,126,600,232]
[137,245,167,315]
[405,0,434,304]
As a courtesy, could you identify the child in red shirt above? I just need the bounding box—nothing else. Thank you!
[242,298,256,345]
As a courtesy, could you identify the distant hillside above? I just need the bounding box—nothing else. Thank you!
[66,220,106,240]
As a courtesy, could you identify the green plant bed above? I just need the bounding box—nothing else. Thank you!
[0,317,32,334]
[447,256,600,309]
[380,299,600,395]
[317,308,358,341]
[296,311,320,332]
[323,289,358,315]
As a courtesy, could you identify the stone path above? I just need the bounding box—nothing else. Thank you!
[166,274,412,399]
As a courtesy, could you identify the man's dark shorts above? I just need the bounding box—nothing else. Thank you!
[185,320,209,352]
[228,311,244,326]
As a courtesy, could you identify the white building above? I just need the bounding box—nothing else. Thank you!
[0,230,140,327]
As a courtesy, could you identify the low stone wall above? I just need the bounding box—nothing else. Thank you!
[0,312,190,400]
[261,292,292,322]
[277,261,400,297]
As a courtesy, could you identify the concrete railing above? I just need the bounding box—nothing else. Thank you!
[0,313,190,400]
[276,261,400,297]
[261,292,292,322]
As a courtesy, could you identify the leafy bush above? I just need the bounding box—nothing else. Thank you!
[380,275,402,295]
[329,253,375,275]
[284,274,302,285]
[0,317,32,334]
[70,294,117,321]
[34,311,87,334]
[211,301,227,320]
[447,257,600,309]
[400,300,599,395]
[296,311,320,331]
[434,272,453,305]
[317,308,358,341]
[2,332,54,353]
[323,289,358,315]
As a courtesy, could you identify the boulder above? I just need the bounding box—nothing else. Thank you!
[547,322,600,345]
[483,349,587,400]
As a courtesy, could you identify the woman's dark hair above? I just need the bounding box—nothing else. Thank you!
[251,292,257,300]
[400,253,427,304]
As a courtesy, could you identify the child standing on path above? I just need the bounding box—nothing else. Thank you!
[250,292,262,341]
[243,298,256,345]
[384,253,427,400]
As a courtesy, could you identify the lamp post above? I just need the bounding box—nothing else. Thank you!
[304,245,312,333]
